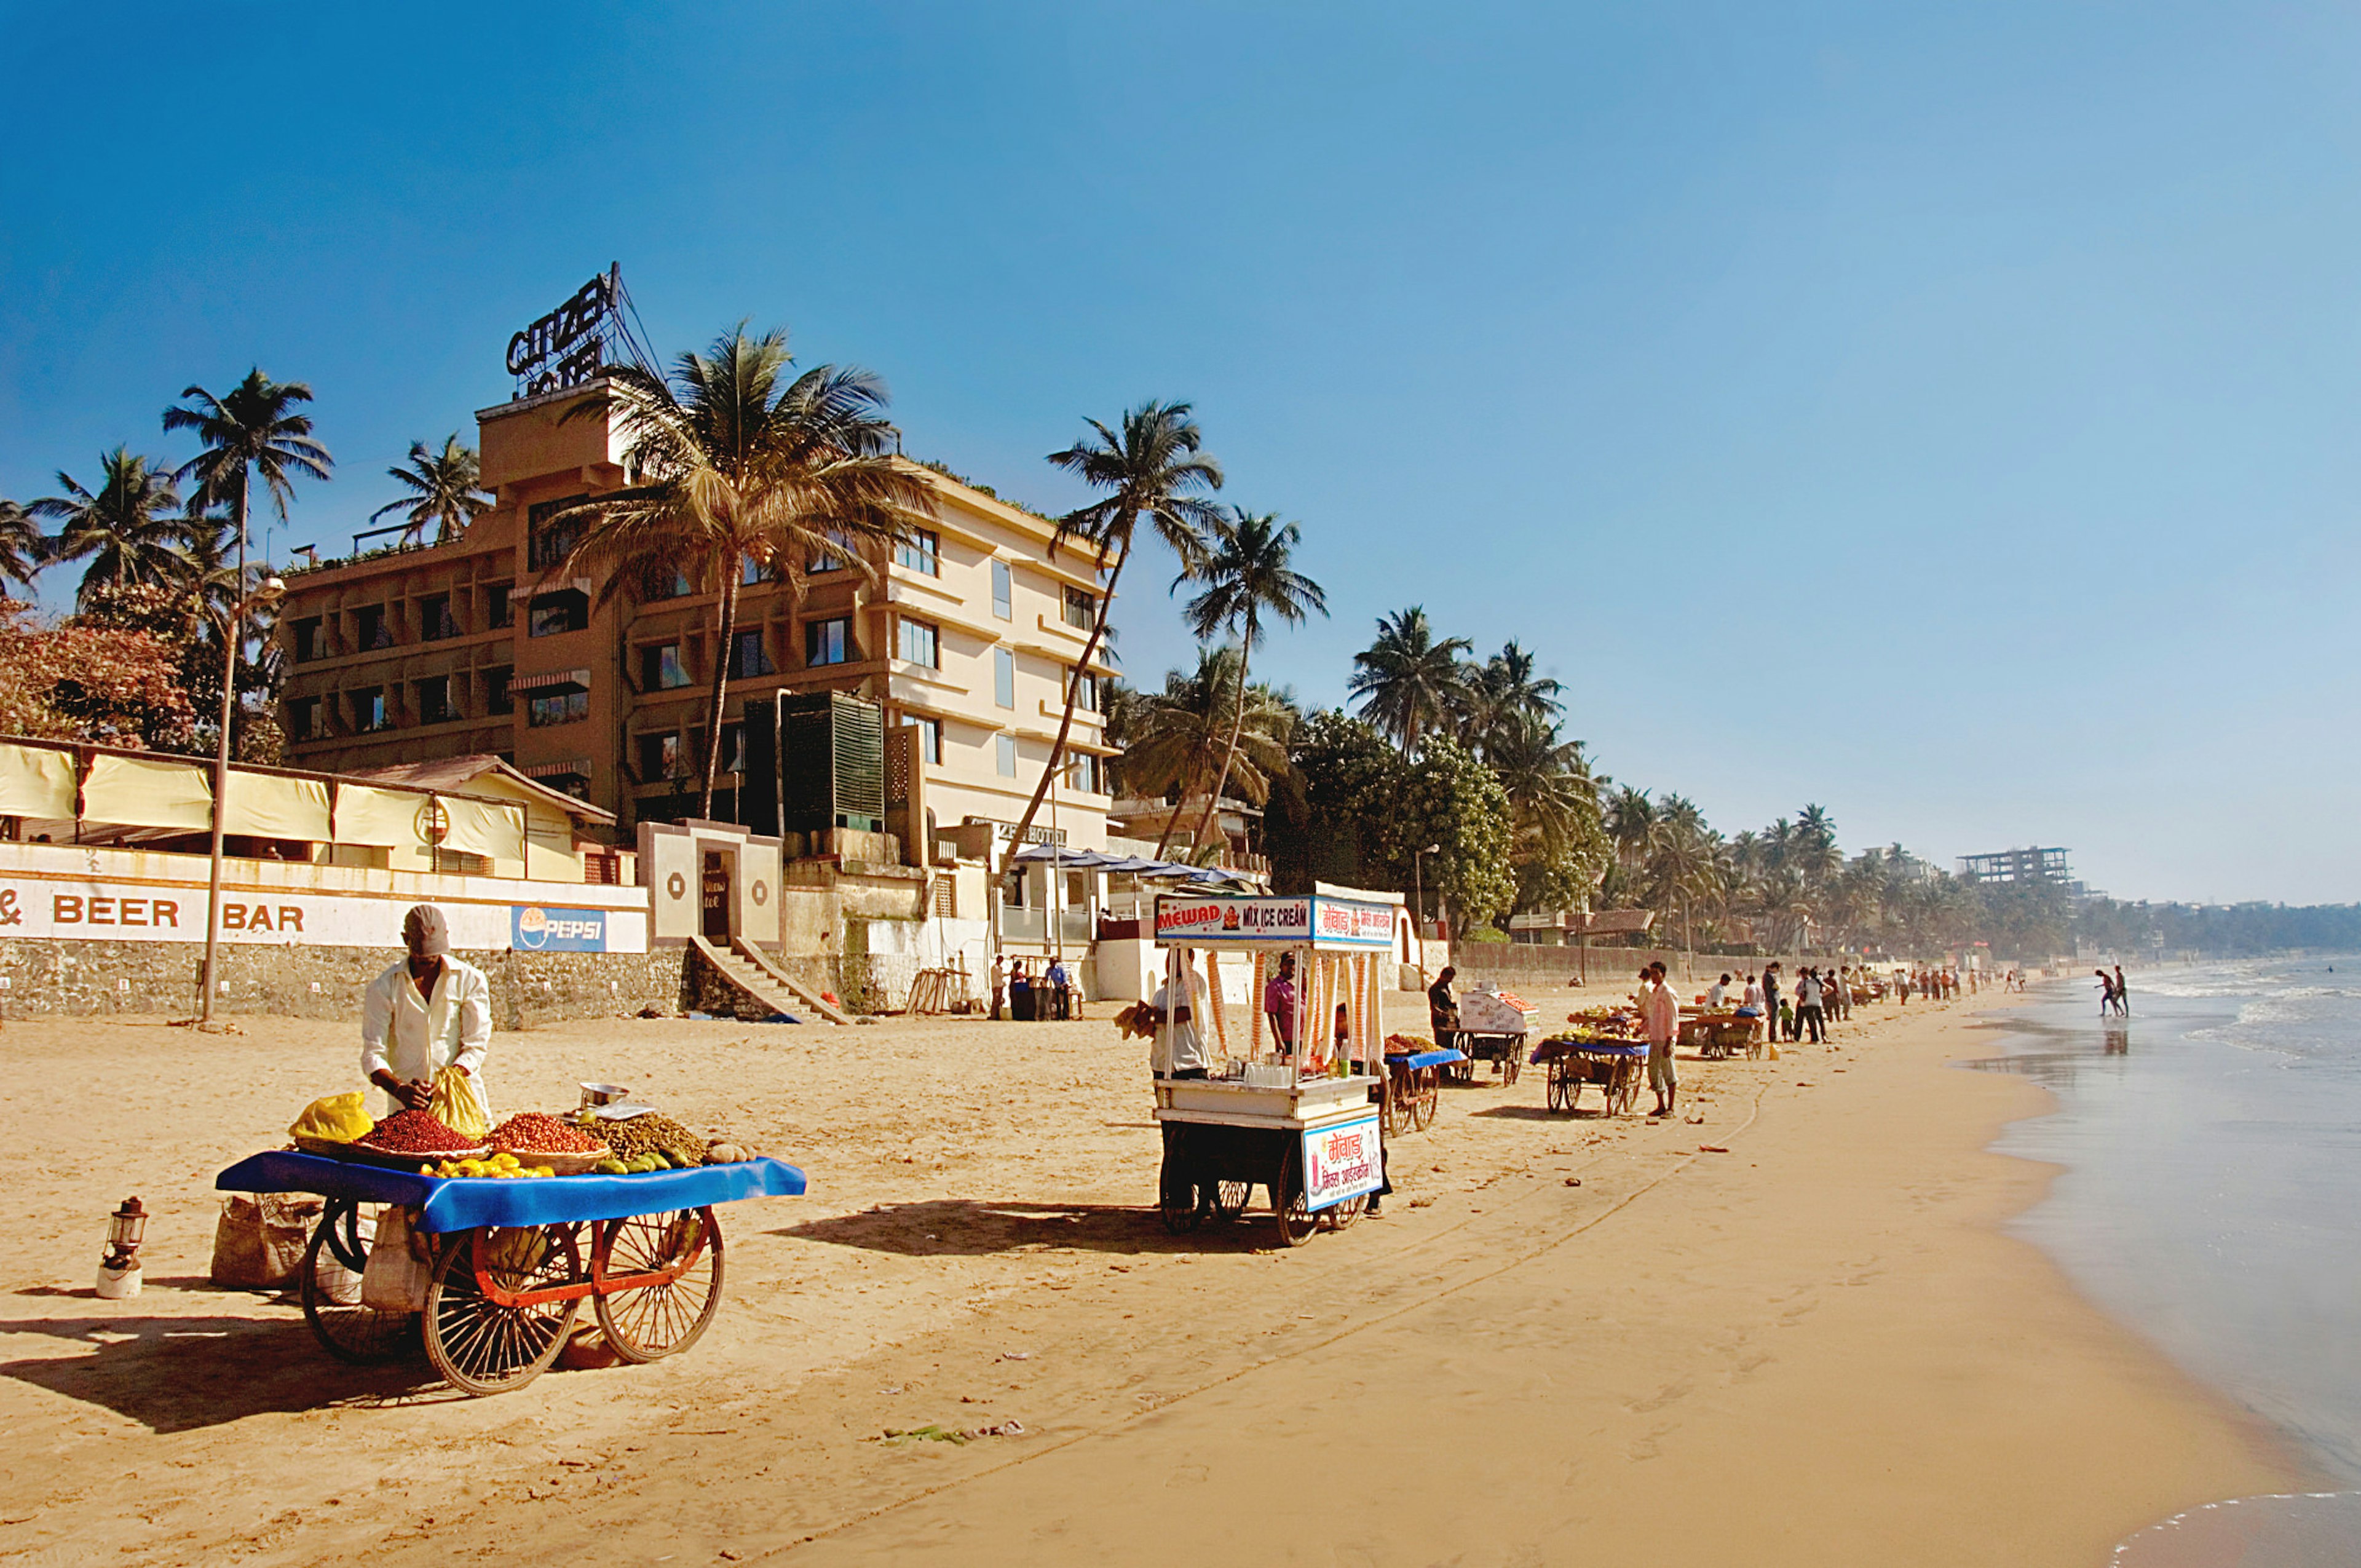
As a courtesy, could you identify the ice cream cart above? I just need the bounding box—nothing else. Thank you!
[1149,892,1396,1245]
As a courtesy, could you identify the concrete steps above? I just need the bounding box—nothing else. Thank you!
[689,936,850,1025]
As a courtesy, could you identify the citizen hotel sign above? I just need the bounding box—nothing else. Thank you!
[0,879,642,952]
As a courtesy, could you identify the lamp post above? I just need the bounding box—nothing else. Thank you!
[199,574,287,1024]
[1411,842,1439,983]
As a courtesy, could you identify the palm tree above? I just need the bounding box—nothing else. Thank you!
[556,324,933,817]
[0,499,45,595]
[1176,509,1326,850]
[1010,401,1224,862]
[1347,606,1471,754]
[371,435,492,545]
[32,449,193,607]
[1121,648,1295,859]
[1465,640,1563,759]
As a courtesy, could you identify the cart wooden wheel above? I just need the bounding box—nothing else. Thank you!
[1273,1148,1319,1248]
[423,1224,582,1396]
[300,1199,416,1365]
[1544,1059,1568,1113]
[1158,1148,1203,1235]
[1412,1067,1440,1131]
[1502,1051,1521,1087]
[1203,1180,1254,1222]
[593,1208,724,1363]
[1323,1194,1367,1230]
[1607,1059,1639,1117]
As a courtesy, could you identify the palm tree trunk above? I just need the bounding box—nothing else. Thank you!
[1188,626,1252,861]
[697,560,743,820]
[1004,533,1129,870]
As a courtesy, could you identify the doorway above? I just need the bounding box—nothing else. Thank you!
[702,850,733,939]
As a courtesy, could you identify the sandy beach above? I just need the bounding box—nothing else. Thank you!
[0,980,2303,1566]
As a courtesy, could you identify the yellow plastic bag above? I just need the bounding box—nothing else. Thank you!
[429,1067,489,1141]
[289,1091,373,1144]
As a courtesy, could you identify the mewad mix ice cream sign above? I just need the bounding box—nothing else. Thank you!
[1303,1112,1384,1210]
[510,905,608,952]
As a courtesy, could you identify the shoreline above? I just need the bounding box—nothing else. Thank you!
[0,986,2304,1565]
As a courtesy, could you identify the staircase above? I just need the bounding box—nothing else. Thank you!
[689,936,851,1025]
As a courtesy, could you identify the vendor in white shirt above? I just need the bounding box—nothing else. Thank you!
[361,905,494,1127]
[1148,955,1213,1080]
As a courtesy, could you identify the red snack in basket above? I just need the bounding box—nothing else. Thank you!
[490,1112,604,1154]
[358,1108,471,1152]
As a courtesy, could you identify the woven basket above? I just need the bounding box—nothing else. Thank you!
[492,1145,607,1176]
[344,1141,493,1171]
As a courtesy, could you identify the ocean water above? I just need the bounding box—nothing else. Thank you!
[1966,961,2361,1566]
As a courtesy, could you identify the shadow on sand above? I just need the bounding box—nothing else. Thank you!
[772,1198,1299,1259]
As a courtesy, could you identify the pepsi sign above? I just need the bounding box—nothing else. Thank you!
[512,905,608,952]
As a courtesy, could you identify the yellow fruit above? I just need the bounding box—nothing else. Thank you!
[532,1166,555,1179]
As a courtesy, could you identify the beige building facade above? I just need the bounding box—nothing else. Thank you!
[277,380,1116,873]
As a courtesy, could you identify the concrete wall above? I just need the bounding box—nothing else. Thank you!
[0,939,687,1028]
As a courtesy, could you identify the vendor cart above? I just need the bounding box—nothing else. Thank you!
[1382,1045,1464,1134]
[1150,893,1397,1246]
[1680,1012,1763,1060]
[1450,983,1535,1084]
[1530,1036,1645,1116]
[216,1150,804,1396]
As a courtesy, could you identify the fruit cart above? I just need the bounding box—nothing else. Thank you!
[1680,1012,1762,1060]
[1382,1043,1463,1133]
[1530,1035,1645,1115]
[1150,892,1396,1246]
[1450,983,1536,1084]
[216,1150,804,1396]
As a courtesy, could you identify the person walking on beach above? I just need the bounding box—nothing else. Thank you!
[2113,965,2130,1016]
[1642,960,1680,1117]
[1762,963,1784,1039]
[1741,971,1766,1044]
[2094,968,2116,1016]
[989,953,1006,1021]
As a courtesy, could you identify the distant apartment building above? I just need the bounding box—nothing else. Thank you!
[277,379,1117,862]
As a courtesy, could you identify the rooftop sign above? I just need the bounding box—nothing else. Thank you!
[508,266,620,397]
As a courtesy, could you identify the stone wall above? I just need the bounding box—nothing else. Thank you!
[0,939,690,1029]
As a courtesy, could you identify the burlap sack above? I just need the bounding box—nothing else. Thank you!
[210,1194,322,1289]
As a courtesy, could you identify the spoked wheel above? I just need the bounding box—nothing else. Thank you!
[1273,1149,1318,1248]
[1546,1061,1574,1114]
[1201,1180,1254,1224]
[593,1208,724,1362]
[424,1224,582,1396]
[1607,1062,1639,1117]
[1501,1052,1521,1087]
[1158,1149,1203,1235]
[300,1200,417,1364]
[1323,1194,1367,1231]
[1411,1069,1439,1131]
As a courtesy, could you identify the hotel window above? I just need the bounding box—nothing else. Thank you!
[355,604,392,651]
[528,689,589,727]
[995,733,1018,778]
[729,628,775,679]
[898,616,939,669]
[805,617,852,667]
[484,666,513,716]
[291,616,323,662]
[352,686,387,732]
[288,695,320,740]
[896,529,939,575]
[486,582,513,628]
[721,720,746,774]
[529,588,588,636]
[641,643,692,691]
[991,559,1012,620]
[911,716,942,765]
[416,675,455,724]
[1069,668,1101,713]
[993,646,1015,708]
[638,731,684,782]
[528,494,588,571]
[642,563,691,601]
[1067,753,1102,795]
[809,536,848,574]
[1063,585,1095,631]
[742,556,781,587]
[420,593,459,641]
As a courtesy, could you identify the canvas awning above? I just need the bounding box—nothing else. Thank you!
[82,753,211,831]
[0,744,77,819]
[224,772,332,841]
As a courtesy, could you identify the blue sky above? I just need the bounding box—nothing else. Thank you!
[4,2,2357,904]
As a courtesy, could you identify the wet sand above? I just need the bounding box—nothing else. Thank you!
[0,980,2301,1565]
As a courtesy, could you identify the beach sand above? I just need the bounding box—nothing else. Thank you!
[0,979,2302,1565]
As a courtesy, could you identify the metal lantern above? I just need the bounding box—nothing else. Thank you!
[103,1196,146,1265]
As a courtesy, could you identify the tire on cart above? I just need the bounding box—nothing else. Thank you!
[1203,1179,1254,1223]
[1412,1067,1440,1131]
[1158,1138,1203,1235]
[593,1207,724,1362]
[1272,1146,1319,1248]
[1323,1194,1367,1230]
[300,1198,416,1365]
[1546,1058,1576,1114]
[423,1222,583,1396]
[1607,1058,1640,1117]
[1501,1048,1521,1088]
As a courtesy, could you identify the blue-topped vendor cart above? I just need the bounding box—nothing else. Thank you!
[216,1147,804,1396]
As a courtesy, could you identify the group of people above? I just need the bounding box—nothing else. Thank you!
[1697,962,1852,1046]
[989,954,1077,1021]
[2094,964,2131,1017]
[1898,967,1963,1004]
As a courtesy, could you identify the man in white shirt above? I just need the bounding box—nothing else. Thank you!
[1148,957,1213,1080]
[1706,972,1731,1011]
[361,905,494,1127]
[1642,960,1680,1117]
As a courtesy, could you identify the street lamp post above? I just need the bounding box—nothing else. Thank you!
[1411,842,1439,984]
[199,574,287,1025]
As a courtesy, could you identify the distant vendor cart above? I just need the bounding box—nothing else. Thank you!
[1149,892,1397,1246]
[1530,1032,1645,1116]
[1449,983,1536,1084]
